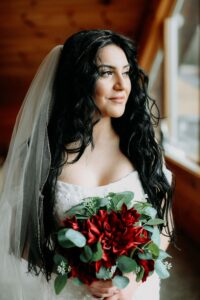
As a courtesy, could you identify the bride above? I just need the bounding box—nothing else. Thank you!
[0,29,174,300]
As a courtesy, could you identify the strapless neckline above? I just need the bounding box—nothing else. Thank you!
[57,170,138,190]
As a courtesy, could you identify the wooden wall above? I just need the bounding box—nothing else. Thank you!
[0,0,160,156]
[166,157,200,245]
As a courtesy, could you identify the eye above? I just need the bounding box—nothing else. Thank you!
[99,70,113,78]
[122,70,130,77]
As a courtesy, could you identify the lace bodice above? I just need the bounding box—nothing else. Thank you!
[54,170,146,221]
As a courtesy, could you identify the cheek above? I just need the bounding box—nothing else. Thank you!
[94,81,107,98]
[127,80,131,95]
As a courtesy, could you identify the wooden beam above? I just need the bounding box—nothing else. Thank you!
[138,0,176,72]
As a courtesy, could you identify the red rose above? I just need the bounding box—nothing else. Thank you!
[137,259,155,282]
[63,216,79,231]
[121,204,141,226]
[81,209,150,264]
[61,205,152,285]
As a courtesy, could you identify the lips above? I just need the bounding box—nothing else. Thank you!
[109,96,125,103]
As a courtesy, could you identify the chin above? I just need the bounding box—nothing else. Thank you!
[108,108,126,118]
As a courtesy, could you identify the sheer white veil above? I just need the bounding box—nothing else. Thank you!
[0,45,63,299]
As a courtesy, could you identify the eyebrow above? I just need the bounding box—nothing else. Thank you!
[97,64,130,69]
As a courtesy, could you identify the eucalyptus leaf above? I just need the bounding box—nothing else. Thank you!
[72,278,83,286]
[155,260,170,279]
[144,207,157,218]
[139,217,148,223]
[130,247,137,258]
[111,192,134,210]
[117,256,137,273]
[84,196,101,203]
[53,254,68,265]
[92,242,103,261]
[112,275,129,289]
[80,245,93,263]
[96,266,114,280]
[65,229,86,248]
[133,203,144,211]
[138,252,153,260]
[96,266,107,279]
[145,218,164,226]
[147,242,160,258]
[65,203,85,217]
[143,225,154,233]
[116,200,126,210]
[54,274,68,295]
[134,202,150,213]
[136,266,145,282]
[158,250,172,260]
[96,197,110,208]
[57,229,76,248]
[60,239,76,248]
[151,227,160,246]
[76,215,89,220]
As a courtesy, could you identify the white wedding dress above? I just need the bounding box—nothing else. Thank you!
[53,170,161,300]
[1,170,168,300]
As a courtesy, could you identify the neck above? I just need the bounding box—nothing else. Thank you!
[92,117,118,146]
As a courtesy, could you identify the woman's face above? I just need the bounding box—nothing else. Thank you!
[93,44,131,118]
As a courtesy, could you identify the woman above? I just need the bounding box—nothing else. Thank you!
[0,30,174,300]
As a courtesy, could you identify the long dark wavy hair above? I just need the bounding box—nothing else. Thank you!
[28,29,174,279]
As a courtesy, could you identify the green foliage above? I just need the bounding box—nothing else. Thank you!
[96,266,116,280]
[53,254,68,266]
[54,191,172,295]
[58,228,86,248]
[72,278,83,286]
[80,245,93,263]
[155,260,170,279]
[117,255,137,273]
[138,252,153,260]
[143,206,157,218]
[54,274,68,295]
[145,218,165,226]
[147,242,160,259]
[151,226,160,246]
[112,275,130,289]
[65,191,135,218]
[158,250,172,260]
[91,242,103,262]
[80,242,103,263]
[57,228,75,248]
[136,266,145,282]
[109,191,134,210]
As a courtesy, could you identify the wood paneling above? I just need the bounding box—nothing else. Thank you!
[0,0,147,80]
[166,157,200,245]
[0,0,162,154]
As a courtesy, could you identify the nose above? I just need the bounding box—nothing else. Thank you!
[113,73,126,90]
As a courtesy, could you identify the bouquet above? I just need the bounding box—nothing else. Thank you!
[53,191,172,294]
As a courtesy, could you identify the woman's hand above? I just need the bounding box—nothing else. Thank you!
[88,273,141,300]
[112,273,141,300]
[87,279,119,299]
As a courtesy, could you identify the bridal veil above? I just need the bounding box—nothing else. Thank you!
[0,45,63,299]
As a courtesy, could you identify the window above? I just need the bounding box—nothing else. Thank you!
[162,0,200,170]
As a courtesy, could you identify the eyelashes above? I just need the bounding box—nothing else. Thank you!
[98,70,131,78]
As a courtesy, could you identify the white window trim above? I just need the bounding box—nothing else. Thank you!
[163,9,200,174]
